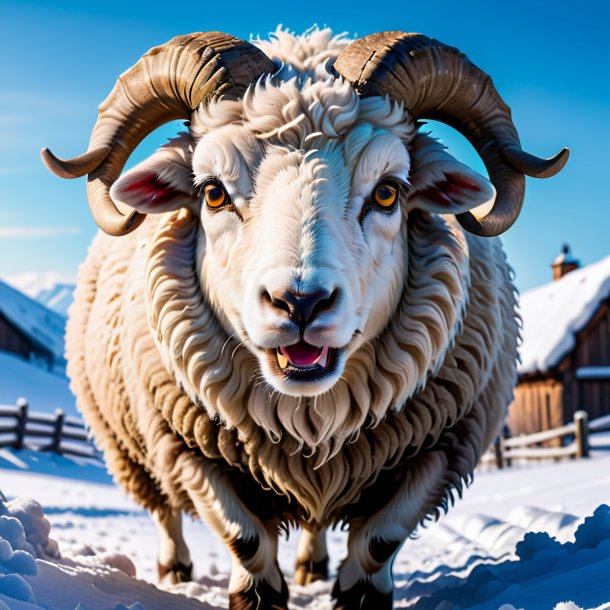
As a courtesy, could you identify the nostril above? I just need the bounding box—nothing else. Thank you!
[310,288,338,319]
[263,287,340,324]
[271,295,292,315]
[260,289,272,307]
[260,288,291,315]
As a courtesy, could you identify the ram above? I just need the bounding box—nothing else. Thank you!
[43,29,567,609]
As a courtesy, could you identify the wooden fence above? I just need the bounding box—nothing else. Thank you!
[482,410,610,469]
[0,398,101,461]
[2,398,610,469]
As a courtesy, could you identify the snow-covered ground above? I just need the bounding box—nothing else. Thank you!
[0,448,609,610]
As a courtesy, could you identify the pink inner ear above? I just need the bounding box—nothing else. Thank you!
[123,173,179,208]
[411,173,482,208]
[446,174,482,194]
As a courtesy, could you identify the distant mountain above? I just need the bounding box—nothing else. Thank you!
[1,272,75,317]
[35,284,75,318]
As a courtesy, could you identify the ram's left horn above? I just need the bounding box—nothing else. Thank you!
[334,32,569,237]
[42,33,275,236]
[501,144,569,179]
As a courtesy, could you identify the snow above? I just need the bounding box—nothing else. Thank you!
[0,352,77,417]
[518,254,610,375]
[34,285,74,319]
[576,367,610,380]
[1,272,75,318]
[0,448,609,610]
[0,280,66,365]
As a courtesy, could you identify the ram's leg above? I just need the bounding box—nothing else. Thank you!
[152,508,192,584]
[294,527,329,585]
[333,451,450,609]
[178,457,288,610]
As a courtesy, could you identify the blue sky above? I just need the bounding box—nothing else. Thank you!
[0,0,608,292]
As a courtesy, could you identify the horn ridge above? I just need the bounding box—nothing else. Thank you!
[43,32,275,236]
[334,31,568,237]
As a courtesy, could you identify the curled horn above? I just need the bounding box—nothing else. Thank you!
[42,33,276,236]
[334,32,569,237]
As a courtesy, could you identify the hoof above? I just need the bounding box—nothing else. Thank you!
[294,556,329,585]
[229,577,289,610]
[157,559,193,585]
[332,579,393,610]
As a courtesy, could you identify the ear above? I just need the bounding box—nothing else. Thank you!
[406,134,496,217]
[110,133,196,214]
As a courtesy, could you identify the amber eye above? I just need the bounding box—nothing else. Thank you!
[372,182,398,209]
[203,183,228,208]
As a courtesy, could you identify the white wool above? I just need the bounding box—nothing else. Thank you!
[252,26,351,83]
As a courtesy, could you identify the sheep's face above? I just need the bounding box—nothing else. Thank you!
[112,78,495,400]
[197,124,409,396]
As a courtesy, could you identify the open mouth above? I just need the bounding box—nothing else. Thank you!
[269,340,337,381]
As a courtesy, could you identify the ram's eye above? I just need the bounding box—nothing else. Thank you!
[203,183,229,208]
[372,182,398,209]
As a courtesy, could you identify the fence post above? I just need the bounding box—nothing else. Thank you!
[503,426,512,468]
[494,436,504,469]
[15,398,28,449]
[574,410,590,459]
[51,409,65,454]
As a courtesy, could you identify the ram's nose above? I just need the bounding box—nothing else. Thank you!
[264,288,338,326]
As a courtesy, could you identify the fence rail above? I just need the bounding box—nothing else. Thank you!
[2,398,609,469]
[481,410,610,469]
[0,398,101,461]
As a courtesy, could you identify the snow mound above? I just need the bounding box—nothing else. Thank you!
[0,498,45,607]
[406,504,610,610]
[0,496,205,610]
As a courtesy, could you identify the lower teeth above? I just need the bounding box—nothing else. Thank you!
[277,352,289,369]
[275,346,330,370]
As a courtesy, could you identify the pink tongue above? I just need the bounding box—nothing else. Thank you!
[280,341,323,366]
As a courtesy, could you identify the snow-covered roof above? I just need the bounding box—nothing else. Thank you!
[518,255,610,376]
[0,280,66,362]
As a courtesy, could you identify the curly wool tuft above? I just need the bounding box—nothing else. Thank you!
[252,26,351,83]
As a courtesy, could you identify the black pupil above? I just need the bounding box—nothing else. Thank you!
[209,187,223,201]
[378,186,392,200]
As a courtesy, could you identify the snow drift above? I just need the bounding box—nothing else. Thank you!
[0,487,608,609]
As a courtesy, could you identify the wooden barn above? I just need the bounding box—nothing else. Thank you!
[0,280,66,372]
[508,246,610,435]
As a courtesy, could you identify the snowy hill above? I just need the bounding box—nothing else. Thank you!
[0,449,609,610]
[1,271,75,317]
[0,351,77,417]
